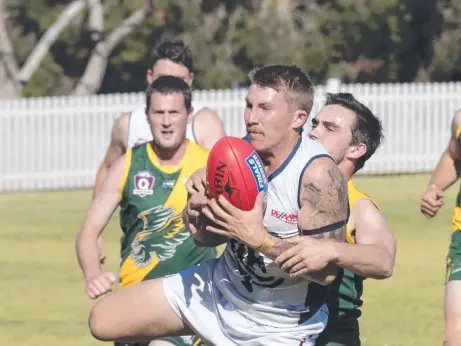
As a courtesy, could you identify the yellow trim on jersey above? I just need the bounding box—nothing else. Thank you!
[456,125,461,140]
[119,149,132,200]
[346,179,380,244]
[147,139,191,174]
[192,338,202,346]
[452,207,461,232]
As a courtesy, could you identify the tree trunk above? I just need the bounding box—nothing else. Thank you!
[72,0,154,96]
[0,0,21,99]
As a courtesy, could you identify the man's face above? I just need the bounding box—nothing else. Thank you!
[147,59,194,87]
[244,84,305,154]
[308,104,357,164]
[146,92,191,153]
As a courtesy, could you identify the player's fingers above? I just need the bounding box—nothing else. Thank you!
[288,260,317,274]
[216,195,239,215]
[87,282,104,299]
[289,268,310,278]
[91,279,108,295]
[205,225,230,238]
[280,255,303,272]
[274,245,301,266]
[420,206,435,217]
[186,174,206,195]
[104,272,116,285]
[254,192,266,211]
[209,198,231,221]
[202,206,228,229]
[421,199,440,212]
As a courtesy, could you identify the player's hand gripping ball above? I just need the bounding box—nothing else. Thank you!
[206,136,268,211]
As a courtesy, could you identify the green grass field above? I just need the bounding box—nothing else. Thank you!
[0,174,455,346]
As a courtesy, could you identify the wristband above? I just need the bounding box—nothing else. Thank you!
[256,233,276,254]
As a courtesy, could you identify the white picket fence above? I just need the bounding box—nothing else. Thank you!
[1,80,461,192]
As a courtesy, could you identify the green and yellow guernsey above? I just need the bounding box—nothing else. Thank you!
[317,180,379,346]
[446,125,461,283]
[118,140,216,289]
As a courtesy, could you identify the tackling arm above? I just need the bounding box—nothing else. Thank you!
[193,108,226,150]
[331,199,396,279]
[76,155,125,280]
[428,110,461,191]
[263,157,348,285]
[92,113,129,198]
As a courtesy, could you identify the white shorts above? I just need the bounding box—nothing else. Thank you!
[163,259,328,346]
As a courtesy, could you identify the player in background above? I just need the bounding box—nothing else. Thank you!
[93,39,226,262]
[421,109,461,346]
[76,76,215,346]
[86,64,348,346]
[275,92,396,346]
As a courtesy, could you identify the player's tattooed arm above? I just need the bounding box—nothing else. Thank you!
[265,157,348,285]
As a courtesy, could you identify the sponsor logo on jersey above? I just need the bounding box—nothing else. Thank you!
[133,171,155,197]
[271,209,298,224]
[245,152,268,193]
[162,180,176,189]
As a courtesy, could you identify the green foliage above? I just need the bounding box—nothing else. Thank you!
[3,0,461,97]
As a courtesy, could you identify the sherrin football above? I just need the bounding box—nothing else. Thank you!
[206,136,268,211]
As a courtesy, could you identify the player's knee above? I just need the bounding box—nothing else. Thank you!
[445,315,461,346]
[88,303,112,341]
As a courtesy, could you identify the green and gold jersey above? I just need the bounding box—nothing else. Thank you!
[317,180,380,345]
[325,180,377,318]
[118,141,216,289]
[452,126,461,232]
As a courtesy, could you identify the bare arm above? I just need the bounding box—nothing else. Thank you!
[264,157,348,285]
[92,113,129,198]
[331,199,396,279]
[77,155,126,280]
[428,110,461,191]
[193,108,226,150]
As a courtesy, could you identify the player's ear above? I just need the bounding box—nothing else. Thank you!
[187,72,194,87]
[348,143,367,160]
[292,110,308,131]
[187,106,194,124]
[146,68,154,84]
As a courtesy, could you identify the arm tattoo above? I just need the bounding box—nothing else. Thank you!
[300,164,348,242]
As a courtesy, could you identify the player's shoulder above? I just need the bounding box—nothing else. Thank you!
[186,141,210,162]
[348,180,380,210]
[452,109,461,139]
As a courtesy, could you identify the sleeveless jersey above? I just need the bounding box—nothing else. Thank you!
[213,135,334,328]
[452,126,461,232]
[126,101,205,148]
[118,141,216,288]
[325,179,379,318]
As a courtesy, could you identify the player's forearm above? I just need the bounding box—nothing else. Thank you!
[76,231,103,279]
[92,165,110,199]
[331,242,393,279]
[263,236,337,285]
[429,152,459,191]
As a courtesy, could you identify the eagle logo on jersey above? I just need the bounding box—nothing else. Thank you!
[130,205,188,268]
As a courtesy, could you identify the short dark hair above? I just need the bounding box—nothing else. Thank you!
[151,39,193,72]
[325,92,384,173]
[145,75,192,111]
[248,64,315,115]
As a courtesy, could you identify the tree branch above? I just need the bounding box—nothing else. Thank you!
[0,0,21,94]
[17,0,87,83]
[72,0,154,96]
[87,0,103,41]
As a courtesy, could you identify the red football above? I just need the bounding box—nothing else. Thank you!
[206,136,268,211]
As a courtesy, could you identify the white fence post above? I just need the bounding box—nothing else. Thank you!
[0,82,461,192]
